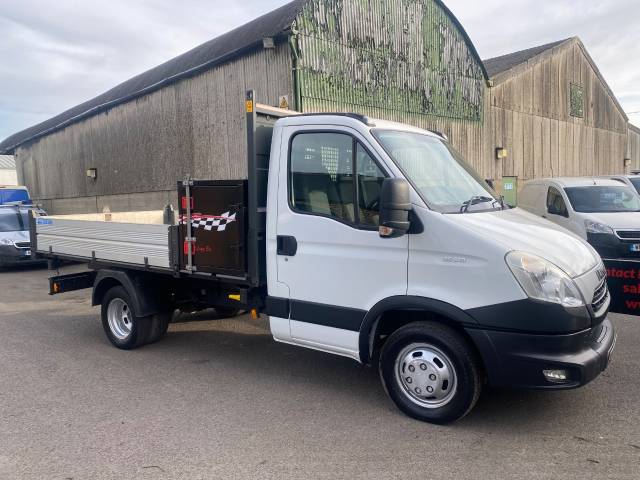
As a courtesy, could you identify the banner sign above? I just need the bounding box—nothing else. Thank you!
[603,259,640,315]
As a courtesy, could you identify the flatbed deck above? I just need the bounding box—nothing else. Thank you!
[33,211,172,269]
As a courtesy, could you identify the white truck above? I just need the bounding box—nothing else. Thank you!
[32,92,615,424]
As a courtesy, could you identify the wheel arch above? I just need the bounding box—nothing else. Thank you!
[92,269,167,317]
[358,296,480,365]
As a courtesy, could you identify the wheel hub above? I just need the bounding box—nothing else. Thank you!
[107,298,133,340]
[395,344,457,409]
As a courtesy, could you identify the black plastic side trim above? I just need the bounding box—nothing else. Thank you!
[467,299,591,334]
[358,296,479,364]
[290,300,365,332]
[265,296,289,318]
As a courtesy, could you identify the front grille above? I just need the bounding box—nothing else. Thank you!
[616,230,640,240]
[592,279,609,313]
[14,242,30,249]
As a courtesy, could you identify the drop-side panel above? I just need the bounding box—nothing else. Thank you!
[35,218,171,268]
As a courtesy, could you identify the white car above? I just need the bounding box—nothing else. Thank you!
[519,177,640,259]
[601,174,640,196]
[0,205,45,267]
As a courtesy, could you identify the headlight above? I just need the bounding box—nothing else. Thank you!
[585,220,613,235]
[506,251,584,308]
[0,238,13,245]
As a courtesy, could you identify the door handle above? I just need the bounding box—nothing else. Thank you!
[277,236,298,256]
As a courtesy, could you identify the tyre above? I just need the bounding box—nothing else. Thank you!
[214,306,240,318]
[101,286,152,350]
[379,321,482,424]
[146,312,172,344]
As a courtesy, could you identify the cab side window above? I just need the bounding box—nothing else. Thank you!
[547,187,568,217]
[289,132,386,227]
[290,133,354,222]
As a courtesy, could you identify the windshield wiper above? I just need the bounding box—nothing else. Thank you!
[459,195,494,213]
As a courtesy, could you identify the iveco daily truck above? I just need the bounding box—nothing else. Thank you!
[32,92,616,424]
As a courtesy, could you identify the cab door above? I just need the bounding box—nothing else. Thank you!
[274,126,408,360]
[545,186,578,235]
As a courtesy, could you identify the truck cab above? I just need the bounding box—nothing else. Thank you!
[265,114,614,422]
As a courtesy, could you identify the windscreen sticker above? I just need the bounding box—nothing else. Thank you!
[180,212,237,232]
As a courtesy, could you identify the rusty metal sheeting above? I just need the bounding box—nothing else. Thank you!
[295,0,485,122]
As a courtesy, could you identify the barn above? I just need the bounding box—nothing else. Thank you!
[0,0,491,214]
[483,37,637,204]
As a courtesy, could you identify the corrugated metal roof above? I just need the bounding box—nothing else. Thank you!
[483,38,571,79]
[0,155,16,169]
[0,0,306,154]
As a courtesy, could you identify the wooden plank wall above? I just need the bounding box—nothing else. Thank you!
[15,43,293,213]
[490,40,629,186]
[628,126,640,169]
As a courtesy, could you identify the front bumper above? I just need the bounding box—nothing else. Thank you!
[0,244,39,265]
[466,317,616,389]
[587,232,640,260]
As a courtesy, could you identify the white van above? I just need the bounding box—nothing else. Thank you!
[601,174,640,195]
[519,177,640,259]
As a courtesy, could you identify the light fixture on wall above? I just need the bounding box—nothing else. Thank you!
[496,147,508,160]
[86,168,97,180]
[262,37,275,49]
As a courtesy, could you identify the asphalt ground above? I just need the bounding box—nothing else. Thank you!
[0,264,639,479]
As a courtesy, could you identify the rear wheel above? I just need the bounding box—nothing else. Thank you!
[146,312,172,344]
[379,321,482,424]
[101,286,152,350]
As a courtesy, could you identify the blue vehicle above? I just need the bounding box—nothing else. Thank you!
[0,186,32,205]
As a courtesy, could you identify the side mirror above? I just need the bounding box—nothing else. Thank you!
[379,178,411,238]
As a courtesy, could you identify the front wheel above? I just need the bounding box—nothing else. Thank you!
[379,321,482,424]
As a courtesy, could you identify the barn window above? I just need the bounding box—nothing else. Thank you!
[570,83,584,118]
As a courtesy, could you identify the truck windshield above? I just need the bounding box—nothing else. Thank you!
[565,186,640,213]
[372,130,498,213]
[0,211,27,232]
